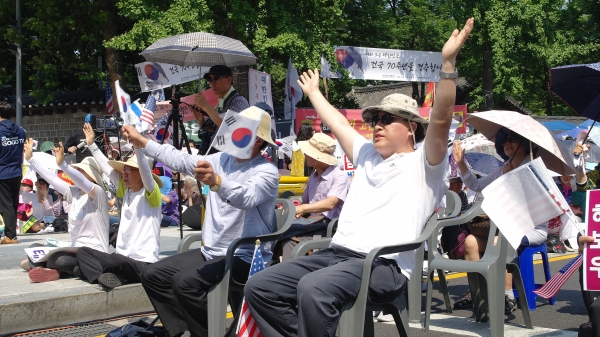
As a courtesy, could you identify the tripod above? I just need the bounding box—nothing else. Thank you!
[158,87,194,239]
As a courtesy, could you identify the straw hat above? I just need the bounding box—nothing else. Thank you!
[239,106,277,146]
[71,157,104,186]
[298,133,338,166]
[108,155,163,188]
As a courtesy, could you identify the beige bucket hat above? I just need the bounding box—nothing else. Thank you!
[361,93,428,142]
[71,157,104,186]
[239,106,277,146]
[108,155,163,188]
[298,133,338,166]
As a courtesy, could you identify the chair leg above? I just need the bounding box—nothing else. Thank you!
[207,282,229,337]
[339,301,364,337]
[540,251,556,305]
[424,270,435,331]
[408,244,425,324]
[519,251,537,311]
[437,270,453,314]
[363,310,375,337]
[485,273,505,337]
[508,265,533,329]
[468,273,486,322]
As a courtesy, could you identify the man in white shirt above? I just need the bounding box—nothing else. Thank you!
[243,18,474,337]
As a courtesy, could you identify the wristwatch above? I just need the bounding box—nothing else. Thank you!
[210,174,221,192]
[439,69,458,79]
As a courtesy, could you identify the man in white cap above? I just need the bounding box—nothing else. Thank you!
[278,132,350,261]
[121,105,279,337]
[243,18,474,336]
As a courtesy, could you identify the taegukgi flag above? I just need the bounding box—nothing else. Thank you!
[114,80,131,115]
[212,108,262,159]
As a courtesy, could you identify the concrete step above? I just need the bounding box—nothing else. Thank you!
[0,269,153,334]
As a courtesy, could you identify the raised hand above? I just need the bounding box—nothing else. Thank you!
[441,18,475,65]
[54,142,65,166]
[121,124,148,149]
[452,140,465,164]
[24,138,34,161]
[83,123,96,146]
[297,69,321,97]
[195,93,210,111]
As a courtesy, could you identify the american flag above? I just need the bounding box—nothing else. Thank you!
[141,95,156,126]
[236,242,265,337]
[533,254,582,299]
[105,78,114,115]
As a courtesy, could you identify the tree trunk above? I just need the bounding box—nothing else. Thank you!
[99,0,125,112]
[482,11,494,111]
[544,63,552,116]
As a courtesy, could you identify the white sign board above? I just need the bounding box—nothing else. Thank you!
[135,62,209,92]
[321,46,443,82]
[248,69,273,109]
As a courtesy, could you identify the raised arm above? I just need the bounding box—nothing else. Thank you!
[24,138,69,196]
[84,123,120,186]
[424,18,474,166]
[297,69,360,163]
[122,124,200,177]
[136,150,156,193]
[54,142,97,198]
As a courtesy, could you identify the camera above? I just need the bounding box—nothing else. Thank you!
[86,113,124,136]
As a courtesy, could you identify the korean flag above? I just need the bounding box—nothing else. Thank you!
[212,108,262,159]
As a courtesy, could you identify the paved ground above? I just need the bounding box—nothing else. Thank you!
[0,229,590,336]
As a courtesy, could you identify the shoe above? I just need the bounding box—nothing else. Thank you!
[376,312,395,322]
[98,273,127,289]
[505,296,517,315]
[50,255,78,273]
[454,290,473,309]
[29,267,60,283]
[20,259,31,271]
[0,236,18,244]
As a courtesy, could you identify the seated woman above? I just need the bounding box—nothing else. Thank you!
[20,177,56,233]
[159,176,180,227]
[452,128,548,314]
[22,139,110,283]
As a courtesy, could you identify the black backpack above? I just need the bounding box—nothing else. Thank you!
[105,318,165,337]
[51,213,69,232]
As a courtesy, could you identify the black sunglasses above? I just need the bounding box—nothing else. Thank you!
[207,75,222,83]
[501,135,519,145]
[368,113,405,128]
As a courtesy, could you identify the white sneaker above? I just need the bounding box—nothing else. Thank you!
[376,312,395,322]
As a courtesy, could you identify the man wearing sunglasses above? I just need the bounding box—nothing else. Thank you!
[193,65,250,154]
[243,18,474,337]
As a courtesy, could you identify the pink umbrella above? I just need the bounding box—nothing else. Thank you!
[466,110,576,175]
[460,133,503,160]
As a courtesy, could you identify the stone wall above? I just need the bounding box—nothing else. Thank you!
[20,110,110,144]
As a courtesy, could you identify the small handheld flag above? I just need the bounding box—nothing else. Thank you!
[236,240,264,337]
[105,79,115,115]
[211,108,262,159]
[533,254,582,299]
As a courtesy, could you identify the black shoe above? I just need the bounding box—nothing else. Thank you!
[505,296,517,315]
[98,273,127,289]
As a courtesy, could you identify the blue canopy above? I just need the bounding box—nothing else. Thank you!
[540,120,577,131]
[578,119,596,129]
[556,127,587,139]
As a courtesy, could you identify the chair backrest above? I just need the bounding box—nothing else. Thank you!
[440,190,462,219]
[274,198,296,234]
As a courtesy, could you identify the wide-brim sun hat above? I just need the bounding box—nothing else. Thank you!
[71,157,104,186]
[298,133,338,166]
[108,155,163,188]
[361,93,429,125]
[239,106,277,146]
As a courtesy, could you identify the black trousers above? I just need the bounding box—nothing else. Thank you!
[139,249,250,337]
[579,265,600,336]
[0,176,21,239]
[244,246,407,337]
[75,247,149,283]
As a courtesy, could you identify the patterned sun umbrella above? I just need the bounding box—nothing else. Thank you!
[466,110,576,175]
[460,133,503,160]
[141,32,257,67]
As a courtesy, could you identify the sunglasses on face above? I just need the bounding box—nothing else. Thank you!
[501,136,519,145]
[368,113,405,128]
[207,75,222,83]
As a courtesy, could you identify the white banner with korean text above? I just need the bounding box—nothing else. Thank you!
[248,69,274,110]
[321,46,443,82]
[135,62,210,92]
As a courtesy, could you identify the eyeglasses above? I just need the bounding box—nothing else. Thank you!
[501,136,519,145]
[368,113,405,128]
[122,167,139,174]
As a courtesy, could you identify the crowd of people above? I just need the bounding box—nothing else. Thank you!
[1,16,599,337]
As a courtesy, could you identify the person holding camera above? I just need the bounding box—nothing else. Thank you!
[75,123,163,289]
[65,129,92,163]
[193,65,250,154]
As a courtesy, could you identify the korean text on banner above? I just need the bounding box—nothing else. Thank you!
[320,46,442,82]
[212,108,262,159]
[135,62,209,92]
[248,69,273,110]
[481,158,565,249]
[584,189,600,291]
